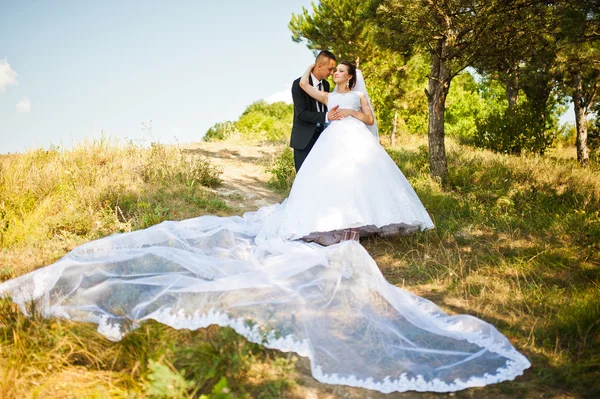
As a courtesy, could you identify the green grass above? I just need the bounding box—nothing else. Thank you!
[1,134,599,397]
[364,135,600,397]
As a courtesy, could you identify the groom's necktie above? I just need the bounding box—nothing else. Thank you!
[317,82,323,112]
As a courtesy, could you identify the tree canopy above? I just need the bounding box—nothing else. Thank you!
[289,0,600,172]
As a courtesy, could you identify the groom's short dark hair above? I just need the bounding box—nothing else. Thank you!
[316,50,336,63]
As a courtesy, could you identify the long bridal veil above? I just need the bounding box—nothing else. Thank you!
[0,202,530,393]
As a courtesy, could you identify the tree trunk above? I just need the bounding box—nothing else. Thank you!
[391,108,397,147]
[573,71,589,167]
[506,63,519,108]
[426,40,450,182]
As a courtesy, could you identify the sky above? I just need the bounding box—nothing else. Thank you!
[0,1,576,154]
[0,0,316,153]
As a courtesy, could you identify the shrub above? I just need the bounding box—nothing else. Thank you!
[236,101,293,142]
[204,121,237,142]
[474,102,556,155]
[204,101,293,143]
[267,147,296,194]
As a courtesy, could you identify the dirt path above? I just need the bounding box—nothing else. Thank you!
[182,141,570,399]
[184,141,286,213]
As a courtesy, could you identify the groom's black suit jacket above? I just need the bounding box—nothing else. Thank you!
[290,75,330,150]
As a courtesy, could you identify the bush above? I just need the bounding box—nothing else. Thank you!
[267,147,296,194]
[143,359,192,398]
[474,102,556,155]
[556,122,577,148]
[445,71,486,141]
[203,121,236,142]
[236,101,293,142]
[203,101,293,143]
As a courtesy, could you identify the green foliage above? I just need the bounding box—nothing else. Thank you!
[266,147,296,194]
[445,71,486,140]
[242,100,293,120]
[556,122,577,148]
[474,101,557,155]
[289,0,376,63]
[236,101,293,142]
[200,377,231,399]
[364,51,429,135]
[289,0,431,137]
[204,121,237,142]
[204,101,294,143]
[144,359,193,398]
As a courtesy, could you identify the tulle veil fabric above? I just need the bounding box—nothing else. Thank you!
[0,202,530,393]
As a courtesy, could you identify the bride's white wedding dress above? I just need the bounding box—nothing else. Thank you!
[275,91,433,244]
[0,92,530,393]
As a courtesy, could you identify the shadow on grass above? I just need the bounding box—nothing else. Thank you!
[367,146,600,398]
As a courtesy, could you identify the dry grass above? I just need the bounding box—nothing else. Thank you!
[1,134,599,397]
[0,137,225,279]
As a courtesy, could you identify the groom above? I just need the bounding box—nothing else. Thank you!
[290,50,339,172]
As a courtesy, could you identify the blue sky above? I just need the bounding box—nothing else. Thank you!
[0,1,576,154]
[0,0,316,153]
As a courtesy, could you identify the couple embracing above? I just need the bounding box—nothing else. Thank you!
[282,50,433,246]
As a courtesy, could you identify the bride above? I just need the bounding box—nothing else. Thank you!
[276,61,434,245]
[0,61,530,393]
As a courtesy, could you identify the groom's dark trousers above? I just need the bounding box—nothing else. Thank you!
[290,76,330,172]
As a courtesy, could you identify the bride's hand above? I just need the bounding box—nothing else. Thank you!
[336,109,354,119]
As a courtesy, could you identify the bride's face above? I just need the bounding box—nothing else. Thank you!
[333,65,352,85]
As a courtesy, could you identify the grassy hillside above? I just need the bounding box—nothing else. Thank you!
[374,136,600,396]
[1,135,599,398]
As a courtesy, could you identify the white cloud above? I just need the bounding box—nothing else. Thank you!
[16,97,31,113]
[265,84,292,104]
[0,59,18,93]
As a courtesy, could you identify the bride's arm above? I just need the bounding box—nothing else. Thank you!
[336,92,374,125]
[299,65,329,105]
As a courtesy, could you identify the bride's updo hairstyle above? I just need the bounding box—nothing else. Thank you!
[340,61,357,89]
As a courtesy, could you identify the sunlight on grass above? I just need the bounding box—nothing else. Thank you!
[1,134,599,397]
[364,135,600,396]
[0,137,225,279]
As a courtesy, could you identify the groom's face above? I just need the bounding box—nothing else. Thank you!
[315,58,336,81]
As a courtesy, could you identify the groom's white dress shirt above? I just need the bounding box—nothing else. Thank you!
[311,73,328,125]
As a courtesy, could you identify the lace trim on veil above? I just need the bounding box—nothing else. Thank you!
[0,205,530,394]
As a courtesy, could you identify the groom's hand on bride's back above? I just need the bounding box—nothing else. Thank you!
[327,105,340,121]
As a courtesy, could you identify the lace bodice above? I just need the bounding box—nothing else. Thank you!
[328,91,361,112]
